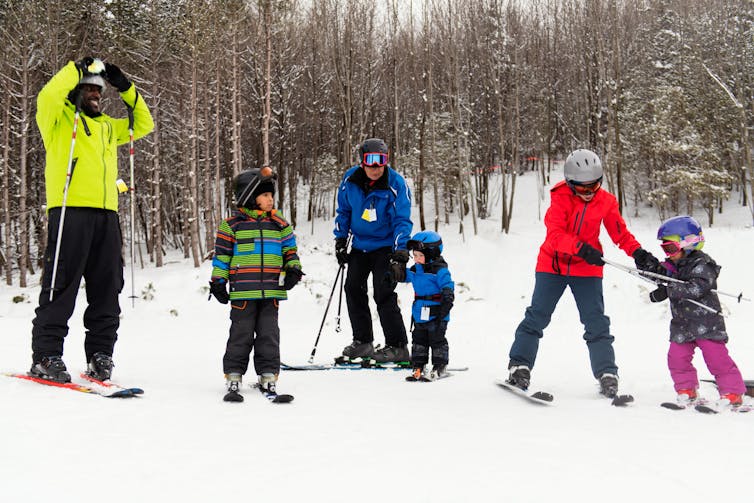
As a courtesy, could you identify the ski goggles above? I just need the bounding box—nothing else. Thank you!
[568,179,602,195]
[85,58,106,75]
[362,152,388,167]
[660,235,703,256]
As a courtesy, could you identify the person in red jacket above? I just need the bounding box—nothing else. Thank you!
[506,149,659,398]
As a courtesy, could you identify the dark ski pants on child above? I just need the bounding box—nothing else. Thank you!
[509,272,617,378]
[32,208,123,363]
[668,339,745,395]
[411,320,449,367]
[345,247,408,347]
[223,299,280,376]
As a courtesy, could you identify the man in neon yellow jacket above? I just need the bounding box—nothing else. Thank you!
[30,57,154,383]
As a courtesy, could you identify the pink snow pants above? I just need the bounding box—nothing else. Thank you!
[667,339,746,395]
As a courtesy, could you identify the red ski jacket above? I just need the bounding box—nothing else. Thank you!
[535,181,641,277]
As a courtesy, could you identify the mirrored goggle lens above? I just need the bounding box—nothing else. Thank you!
[660,241,682,255]
[87,59,105,74]
[363,153,388,167]
[571,180,602,195]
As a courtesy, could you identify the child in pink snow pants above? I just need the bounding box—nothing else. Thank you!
[648,216,746,405]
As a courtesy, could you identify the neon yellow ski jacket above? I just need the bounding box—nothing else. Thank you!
[36,61,154,212]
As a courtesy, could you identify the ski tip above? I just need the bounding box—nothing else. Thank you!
[611,394,634,407]
[660,402,686,410]
[271,394,294,403]
[531,391,554,402]
[223,391,244,403]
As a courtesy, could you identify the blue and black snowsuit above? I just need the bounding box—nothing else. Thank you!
[403,257,454,367]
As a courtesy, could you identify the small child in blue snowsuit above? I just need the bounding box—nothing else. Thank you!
[402,231,454,379]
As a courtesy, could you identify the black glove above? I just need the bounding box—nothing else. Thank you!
[576,242,604,266]
[438,287,454,319]
[389,250,409,283]
[633,248,661,273]
[335,238,349,266]
[283,267,303,290]
[208,279,229,304]
[76,56,95,74]
[105,62,131,92]
[649,285,668,303]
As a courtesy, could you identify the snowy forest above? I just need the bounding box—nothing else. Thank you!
[1,0,753,288]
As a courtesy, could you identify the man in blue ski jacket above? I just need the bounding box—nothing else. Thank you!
[334,138,413,364]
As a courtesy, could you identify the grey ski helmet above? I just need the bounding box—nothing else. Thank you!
[564,149,603,184]
[80,73,106,89]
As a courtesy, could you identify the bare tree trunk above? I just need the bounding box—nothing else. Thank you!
[263,0,272,167]
[231,26,243,176]
[2,96,11,285]
[151,106,164,268]
[18,59,30,288]
[188,58,201,268]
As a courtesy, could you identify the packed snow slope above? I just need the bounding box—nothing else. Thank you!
[2,166,753,502]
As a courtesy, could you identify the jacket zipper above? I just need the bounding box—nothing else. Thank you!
[101,122,107,208]
[258,214,265,299]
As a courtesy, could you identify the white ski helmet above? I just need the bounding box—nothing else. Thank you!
[564,149,603,184]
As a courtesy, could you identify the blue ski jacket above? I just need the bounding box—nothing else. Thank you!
[333,165,413,252]
[404,258,454,323]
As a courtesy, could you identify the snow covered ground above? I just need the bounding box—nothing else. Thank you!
[2,167,754,502]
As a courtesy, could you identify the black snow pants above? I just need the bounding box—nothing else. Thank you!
[32,207,124,363]
[344,247,408,347]
[223,299,280,376]
[410,320,449,367]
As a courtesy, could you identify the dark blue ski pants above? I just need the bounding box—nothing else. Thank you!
[508,272,617,379]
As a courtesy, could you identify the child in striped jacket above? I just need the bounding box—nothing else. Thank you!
[209,167,303,401]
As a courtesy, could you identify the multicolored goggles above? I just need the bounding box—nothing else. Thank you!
[568,178,602,195]
[362,152,388,167]
[659,234,704,256]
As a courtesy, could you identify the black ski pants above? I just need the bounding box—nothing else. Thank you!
[223,299,280,376]
[32,207,124,363]
[344,247,407,347]
[411,320,449,367]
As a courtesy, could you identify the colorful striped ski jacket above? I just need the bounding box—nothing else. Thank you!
[211,208,301,300]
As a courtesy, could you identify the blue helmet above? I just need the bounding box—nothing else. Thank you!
[407,230,443,261]
[657,215,704,251]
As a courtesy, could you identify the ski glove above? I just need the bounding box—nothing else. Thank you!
[209,279,229,304]
[389,250,409,283]
[76,56,95,74]
[633,248,661,273]
[335,238,349,266]
[283,267,303,290]
[576,242,604,266]
[104,63,131,92]
[438,287,454,320]
[649,285,668,303]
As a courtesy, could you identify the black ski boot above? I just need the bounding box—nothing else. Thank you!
[371,345,410,364]
[431,364,449,380]
[87,352,114,381]
[29,356,71,383]
[599,373,619,399]
[224,373,244,402]
[337,341,375,363]
[506,365,530,391]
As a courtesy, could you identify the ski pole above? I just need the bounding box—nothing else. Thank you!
[308,264,344,364]
[604,259,722,315]
[335,258,345,333]
[603,259,750,302]
[126,104,137,308]
[48,105,81,302]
